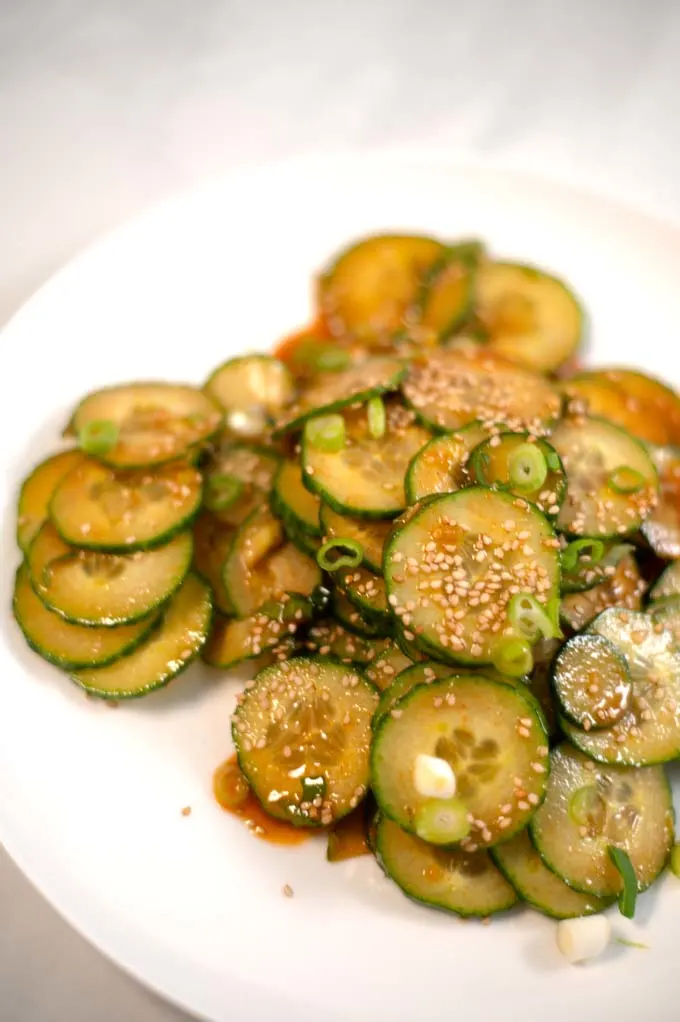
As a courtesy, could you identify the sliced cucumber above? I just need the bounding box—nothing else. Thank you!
[331,590,389,638]
[17,450,85,553]
[384,487,560,666]
[302,403,430,518]
[68,383,222,468]
[527,638,560,737]
[372,674,550,848]
[561,608,680,766]
[650,561,680,603]
[402,348,561,434]
[475,262,582,373]
[304,620,390,666]
[232,656,378,826]
[405,424,488,503]
[204,355,295,437]
[71,573,211,699]
[599,368,680,448]
[373,661,454,728]
[551,416,658,538]
[365,645,415,692]
[562,373,669,447]
[205,441,280,527]
[13,563,159,671]
[202,595,312,669]
[50,458,202,552]
[560,539,634,594]
[530,743,673,897]
[553,633,632,731]
[375,815,517,918]
[191,512,236,615]
[319,505,391,574]
[338,566,389,629]
[468,433,566,518]
[318,234,444,341]
[417,248,475,340]
[274,357,407,435]
[560,551,645,631]
[641,446,680,558]
[28,522,192,626]
[491,829,611,919]
[222,506,321,616]
[649,595,680,641]
[272,460,322,537]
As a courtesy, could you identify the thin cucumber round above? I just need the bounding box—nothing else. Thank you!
[468,432,566,517]
[372,674,550,848]
[417,248,475,340]
[318,233,445,340]
[402,348,561,435]
[272,459,322,537]
[384,487,560,666]
[475,261,583,373]
[530,743,673,898]
[641,445,680,558]
[204,355,295,436]
[71,573,212,699]
[562,372,670,447]
[68,382,222,468]
[650,560,680,603]
[365,645,415,692]
[302,403,430,518]
[191,512,236,615]
[17,450,86,553]
[274,357,407,435]
[222,506,322,616]
[50,458,202,551]
[338,566,390,630]
[319,505,391,574]
[331,590,389,639]
[599,368,680,447]
[559,551,645,632]
[561,608,680,766]
[560,540,634,595]
[551,416,658,538]
[202,595,313,669]
[405,424,488,503]
[491,829,611,919]
[13,563,160,671]
[232,656,379,826]
[373,661,454,729]
[376,814,517,918]
[552,633,632,731]
[28,522,192,626]
[204,442,280,528]
[303,620,390,666]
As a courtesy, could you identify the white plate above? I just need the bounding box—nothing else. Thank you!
[1,154,679,1022]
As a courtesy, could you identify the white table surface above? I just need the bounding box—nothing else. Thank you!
[2,1,680,1018]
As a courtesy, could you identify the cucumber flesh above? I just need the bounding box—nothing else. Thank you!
[468,432,566,518]
[331,590,388,638]
[552,633,632,731]
[13,563,159,670]
[530,743,673,898]
[232,656,378,826]
[191,512,236,615]
[304,620,390,666]
[373,661,454,728]
[205,442,280,528]
[418,249,475,340]
[17,450,86,553]
[560,552,645,631]
[204,355,295,436]
[28,522,193,626]
[50,458,202,551]
[491,829,611,919]
[650,560,680,603]
[405,424,488,503]
[202,595,312,669]
[272,460,322,537]
[641,446,680,558]
[365,645,415,692]
[560,540,634,595]
[563,373,670,447]
[372,674,550,848]
[376,814,517,918]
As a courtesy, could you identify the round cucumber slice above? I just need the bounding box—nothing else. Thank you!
[204,441,280,528]
[563,372,671,447]
[372,674,550,848]
[71,573,212,699]
[375,815,517,918]
[384,487,560,666]
[491,829,612,919]
[320,505,391,574]
[50,458,202,551]
[468,432,566,518]
[641,445,680,558]
[405,424,488,503]
[337,566,389,629]
[233,656,378,826]
[365,645,415,692]
[650,560,680,603]
[417,247,476,340]
[552,633,632,731]
[331,590,389,639]
[551,416,658,538]
[561,608,680,766]
[559,551,645,632]
[191,512,236,615]
[402,348,561,434]
[599,368,680,448]
[560,539,634,595]
[202,595,313,669]
[17,450,86,553]
[28,522,192,626]
[530,743,673,898]
[13,563,159,671]
[272,459,322,537]
[204,355,295,436]
[373,661,454,729]
[475,261,583,373]
[303,620,390,666]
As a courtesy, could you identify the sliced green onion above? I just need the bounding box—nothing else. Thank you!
[414,797,470,845]
[608,845,638,919]
[507,443,548,492]
[78,419,119,456]
[301,775,327,803]
[508,593,558,641]
[608,466,646,495]
[670,843,680,878]
[491,636,533,678]
[545,449,561,472]
[562,538,605,573]
[291,339,351,373]
[305,414,345,453]
[568,786,605,829]
[205,473,243,511]
[367,396,386,439]
[316,538,363,572]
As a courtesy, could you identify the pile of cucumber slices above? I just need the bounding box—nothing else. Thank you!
[13,233,680,936]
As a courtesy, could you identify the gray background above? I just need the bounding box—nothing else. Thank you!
[1,1,679,1019]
